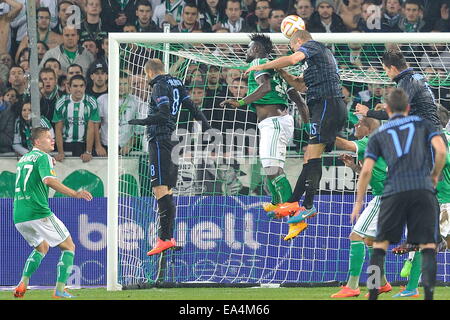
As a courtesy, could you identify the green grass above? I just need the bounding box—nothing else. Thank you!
[1,286,450,300]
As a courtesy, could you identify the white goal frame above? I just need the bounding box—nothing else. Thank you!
[107,32,450,291]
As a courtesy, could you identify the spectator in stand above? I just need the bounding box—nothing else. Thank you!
[337,0,363,31]
[135,0,161,32]
[204,64,227,107]
[381,0,402,32]
[172,2,212,32]
[4,87,19,106]
[430,1,450,32]
[87,61,108,98]
[39,67,64,126]
[82,38,99,60]
[123,23,138,32]
[16,47,29,65]
[422,0,449,32]
[12,100,54,156]
[357,1,383,32]
[43,57,63,79]
[228,77,248,98]
[199,0,226,32]
[67,64,83,81]
[293,0,314,24]
[153,0,186,29]
[267,8,286,32]
[307,0,347,33]
[99,37,108,67]
[0,52,13,70]
[221,0,251,32]
[8,66,27,103]
[58,74,68,95]
[37,41,50,64]
[246,0,272,32]
[52,74,100,162]
[0,0,23,56]
[397,0,427,32]
[52,1,79,35]
[39,25,95,77]
[101,0,139,32]
[80,0,108,42]
[419,31,450,72]
[0,87,16,154]
[16,7,62,64]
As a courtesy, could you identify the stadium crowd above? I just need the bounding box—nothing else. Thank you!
[0,0,449,161]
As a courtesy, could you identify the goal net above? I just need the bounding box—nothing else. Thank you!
[107,32,450,290]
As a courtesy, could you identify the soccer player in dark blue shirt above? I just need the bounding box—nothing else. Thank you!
[245,30,347,223]
[352,88,447,300]
[129,58,210,256]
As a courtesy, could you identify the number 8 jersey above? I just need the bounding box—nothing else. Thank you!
[146,74,191,142]
[13,149,56,224]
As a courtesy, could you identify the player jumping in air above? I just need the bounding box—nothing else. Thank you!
[245,30,347,225]
[330,117,392,298]
[129,58,210,256]
[353,88,446,300]
[221,33,310,241]
[13,127,93,299]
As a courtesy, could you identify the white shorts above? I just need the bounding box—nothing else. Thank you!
[440,203,450,238]
[258,114,294,168]
[15,214,71,248]
[353,196,381,239]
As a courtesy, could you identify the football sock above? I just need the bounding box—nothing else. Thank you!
[56,250,74,292]
[288,162,308,203]
[270,173,293,203]
[302,158,322,209]
[421,248,437,300]
[157,194,175,241]
[21,249,45,286]
[406,251,422,291]
[368,248,386,300]
[266,177,280,205]
[347,241,365,289]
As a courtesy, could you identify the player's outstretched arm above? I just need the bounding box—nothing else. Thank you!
[44,177,93,201]
[220,74,271,108]
[351,157,375,223]
[335,137,357,153]
[286,87,309,124]
[245,52,306,75]
[430,134,447,187]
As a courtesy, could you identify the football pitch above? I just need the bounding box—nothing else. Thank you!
[1,286,450,300]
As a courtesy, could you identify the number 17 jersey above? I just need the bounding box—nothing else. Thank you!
[13,149,56,224]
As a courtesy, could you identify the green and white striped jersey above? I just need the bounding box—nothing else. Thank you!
[13,148,56,224]
[52,94,100,143]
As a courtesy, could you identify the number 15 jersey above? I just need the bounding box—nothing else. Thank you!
[13,149,56,224]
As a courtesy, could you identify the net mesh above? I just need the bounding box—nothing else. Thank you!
[113,37,450,287]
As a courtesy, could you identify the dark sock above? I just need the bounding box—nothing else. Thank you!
[288,162,309,203]
[367,248,386,300]
[157,194,175,241]
[421,248,437,300]
[302,158,322,209]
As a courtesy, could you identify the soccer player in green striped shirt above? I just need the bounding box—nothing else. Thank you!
[331,117,392,298]
[53,74,100,162]
[13,127,93,299]
[221,33,309,241]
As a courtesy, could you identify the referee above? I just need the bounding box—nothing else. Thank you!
[129,59,210,256]
[245,30,347,222]
[352,88,447,300]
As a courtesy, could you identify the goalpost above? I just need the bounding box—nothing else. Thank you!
[107,32,450,291]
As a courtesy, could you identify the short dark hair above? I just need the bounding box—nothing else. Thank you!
[250,33,273,55]
[136,0,152,9]
[69,74,86,86]
[437,104,449,128]
[382,50,408,71]
[37,6,51,15]
[403,0,422,9]
[226,0,241,9]
[44,57,61,69]
[31,127,51,145]
[67,63,83,73]
[269,8,285,19]
[386,88,409,113]
[39,67,56,79]
[184,1,199,11]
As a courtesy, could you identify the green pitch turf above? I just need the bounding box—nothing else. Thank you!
[1,286,450,300]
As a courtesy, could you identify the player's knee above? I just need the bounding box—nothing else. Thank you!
[36,241,50,255]
[364,238,374,247]
[265,166,283,179]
